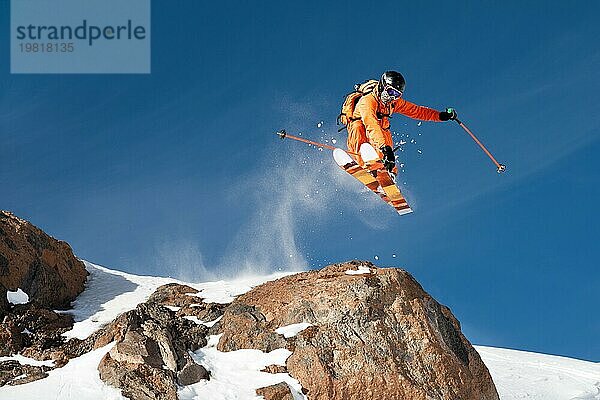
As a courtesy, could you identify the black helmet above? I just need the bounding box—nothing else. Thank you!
[378,71,405,104]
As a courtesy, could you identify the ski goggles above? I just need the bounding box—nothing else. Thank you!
[383,85,403,99]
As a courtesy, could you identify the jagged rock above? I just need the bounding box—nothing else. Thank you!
[143,321,178,370]
[0,303,77,380]
[170,319,210,370]
[0,360,50,386]
[96,302,208,399]
[180,301,226,322]
[10,303,74,332]
[148,283,226,326]
[256,382,294,400]
[17,328,106,369]
[262,364,287,374]
[177,357,209,385]
[0,361,20,386]
[0,212,83,386]
[91,305,147,349]
[0,245,499,400]
[147,283,199,307]
[99,352,177,400]
[217,261,500,400]
[0,360,20,370]
[0,283,9,319]
[7,369,49,386]
[0,303,73,367]
[0,211,87,309]
[218,302,288,353]
[53,336,99,361]
[0,318,24,356]
[0,213,215,394]
[109,330,162,366]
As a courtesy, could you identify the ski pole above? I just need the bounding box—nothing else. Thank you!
[276,129,359,156]
[454,119,506,173]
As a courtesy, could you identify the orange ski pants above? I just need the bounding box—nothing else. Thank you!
[347,120,396,173]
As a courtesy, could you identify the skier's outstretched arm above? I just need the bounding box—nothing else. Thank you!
[393,99,443,121]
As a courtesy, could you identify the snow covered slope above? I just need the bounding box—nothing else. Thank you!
[63,261,293,340]
[1,262,597,400]
[475,346,600,400]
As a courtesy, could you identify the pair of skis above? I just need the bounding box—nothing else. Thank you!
[275,130,412,215]
[334,143,412,216]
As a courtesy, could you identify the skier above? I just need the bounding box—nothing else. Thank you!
[339,70,457,174]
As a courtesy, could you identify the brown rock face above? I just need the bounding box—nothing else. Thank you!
[0,281,212,390]
[147,283,227,324]
[97,300,209,400]
[146,283,200,307]
[0,211,87,309]
[2,303,74,361]
[177,358,209,386]
[218,261,499,400]
[262,364,288,374]
[0,360,50,386]
[0,283,9,318]
[0,212,87,385]
[0,319,24,357]
[98,353,178,400]
[256,382,295,400]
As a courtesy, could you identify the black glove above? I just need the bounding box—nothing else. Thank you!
[380,145,396,173]
[439,107,458,121]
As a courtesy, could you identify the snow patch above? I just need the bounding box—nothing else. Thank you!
[184,315,222,328]
[62,261,181,340]
[202,316,222,328]
[0,343,123,400]
[179,335,307,400]
[0,354,54,367]
[187,272,294,304]
[275,322,313,338]
[183,315,203,325]
[7,288,29,305]
[345,266,372,275]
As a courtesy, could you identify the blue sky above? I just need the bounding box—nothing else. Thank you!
[1,1,599,361]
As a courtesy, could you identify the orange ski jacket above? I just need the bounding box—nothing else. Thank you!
[351,92,442,150]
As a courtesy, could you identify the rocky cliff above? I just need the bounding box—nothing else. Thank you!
[0,212,499,400]
[217,261,499,400]
[0,211,87,309]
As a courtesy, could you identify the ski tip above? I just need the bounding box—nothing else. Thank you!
[397,208,413,216]
[333,148,354,166]
[359,143,379,162]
